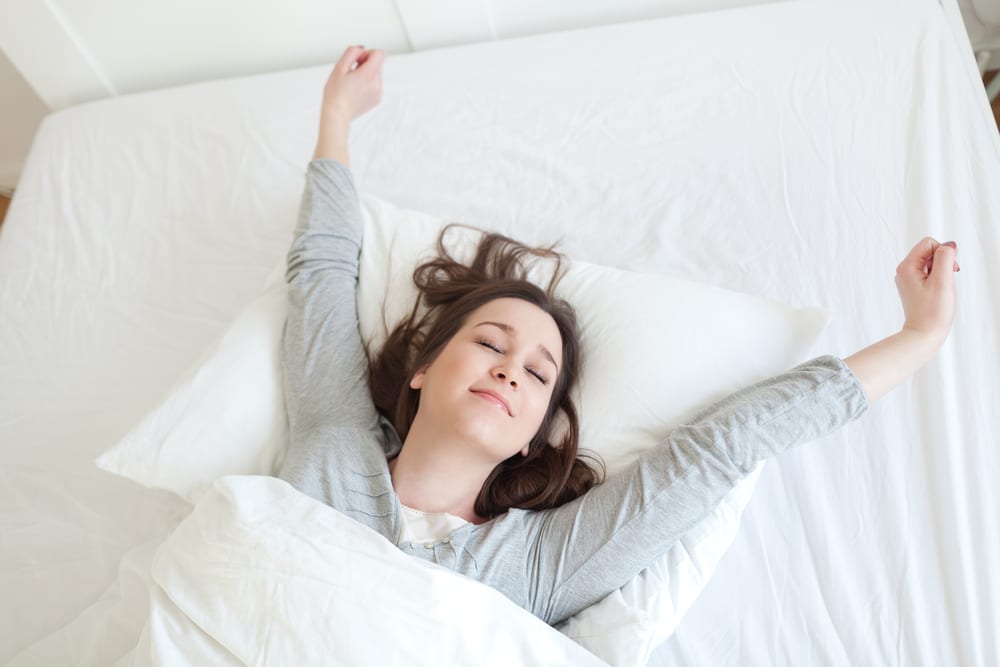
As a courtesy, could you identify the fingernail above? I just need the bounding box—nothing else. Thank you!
[944,241,957,249]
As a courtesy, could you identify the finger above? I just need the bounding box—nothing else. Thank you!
[336,45,366,72]
[928,242,958,287]
[339,45,364,63]
[924,258,960,274]
[905,236,940,266]
[358,49,385,72]
[901,237,940,280]
[942,241,961,273]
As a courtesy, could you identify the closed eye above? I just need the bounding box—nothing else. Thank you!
[526,367,548,386]
[476,339,503,354]
[476,339,548,386]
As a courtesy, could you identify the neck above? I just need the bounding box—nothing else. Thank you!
[389,415,496,525]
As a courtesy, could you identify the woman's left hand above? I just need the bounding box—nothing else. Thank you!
[843,236,961,404]
[896,237,960,347]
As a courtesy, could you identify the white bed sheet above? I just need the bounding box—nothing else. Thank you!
[2,0,998,663]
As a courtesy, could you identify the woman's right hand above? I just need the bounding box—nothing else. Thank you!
[895,237,960,346]
[321,45,386,126]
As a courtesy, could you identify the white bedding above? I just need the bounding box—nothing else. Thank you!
[133,476,606,667]
[2,0,999,664]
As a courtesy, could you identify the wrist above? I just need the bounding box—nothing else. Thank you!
[320,107,352,131]
[899,325,946,359]
[314,112,351,165]
[843,327,942,404]
[313,129,351,166]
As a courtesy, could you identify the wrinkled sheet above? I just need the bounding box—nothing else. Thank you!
[127,476,607,667]
[2,0,998,664]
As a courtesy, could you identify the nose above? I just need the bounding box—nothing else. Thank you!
[492,366,518,388]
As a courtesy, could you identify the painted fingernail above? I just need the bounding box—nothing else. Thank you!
[944,241,957,249]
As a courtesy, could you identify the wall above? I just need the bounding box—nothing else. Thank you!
[0,50,49,193]
[960,0,1000,71]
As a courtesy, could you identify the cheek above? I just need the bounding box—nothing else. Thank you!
[528,390,555,425]
[433,347,472,378]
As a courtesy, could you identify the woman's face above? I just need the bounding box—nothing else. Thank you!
[409,297,563,463]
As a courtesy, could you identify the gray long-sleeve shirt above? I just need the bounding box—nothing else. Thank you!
[277,158,870,627]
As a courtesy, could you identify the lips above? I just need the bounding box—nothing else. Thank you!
[470,389,512,416]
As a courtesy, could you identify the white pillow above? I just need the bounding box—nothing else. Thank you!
[96,262,290,499]
[356,203,826,477]
[96,191,826,664]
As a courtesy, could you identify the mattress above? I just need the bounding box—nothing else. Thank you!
[2,0,998,663]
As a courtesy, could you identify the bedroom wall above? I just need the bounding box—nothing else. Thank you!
[960,0,1000,71]
[0,50,48,193]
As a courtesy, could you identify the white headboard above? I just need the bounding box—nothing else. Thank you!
[3,0,784,111]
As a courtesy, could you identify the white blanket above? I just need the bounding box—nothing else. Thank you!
[125,476,608,667]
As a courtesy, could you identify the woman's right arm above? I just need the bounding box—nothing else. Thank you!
[281,158,376,437]
[313,45,385,166]
[279,47,387,471]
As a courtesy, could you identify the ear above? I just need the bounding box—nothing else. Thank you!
[409,365,428,390]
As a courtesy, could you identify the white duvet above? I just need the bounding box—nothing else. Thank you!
[127,476,607,667]
[114,468,756,666]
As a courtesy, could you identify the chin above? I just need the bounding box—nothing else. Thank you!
[452,418,521,461]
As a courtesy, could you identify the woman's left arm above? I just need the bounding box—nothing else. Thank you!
[521,237,960,626]
[524,354,868,626]
[844,238,959,403]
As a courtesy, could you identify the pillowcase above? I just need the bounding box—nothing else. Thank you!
[96,191,826,663]
[96,262,290,499]
[97,192,825,497]
[355,205,826,477]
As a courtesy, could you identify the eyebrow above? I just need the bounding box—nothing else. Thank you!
[474,321,559,372]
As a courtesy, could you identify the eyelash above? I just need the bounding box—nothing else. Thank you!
[476,339,548,385]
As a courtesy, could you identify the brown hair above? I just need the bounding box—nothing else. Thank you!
[366,223,605,518]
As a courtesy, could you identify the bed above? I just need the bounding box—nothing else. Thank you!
[2,0,999,663]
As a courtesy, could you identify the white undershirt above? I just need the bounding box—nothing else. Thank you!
[397,503,470,544]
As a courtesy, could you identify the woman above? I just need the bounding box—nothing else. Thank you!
[278,46,960,626]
